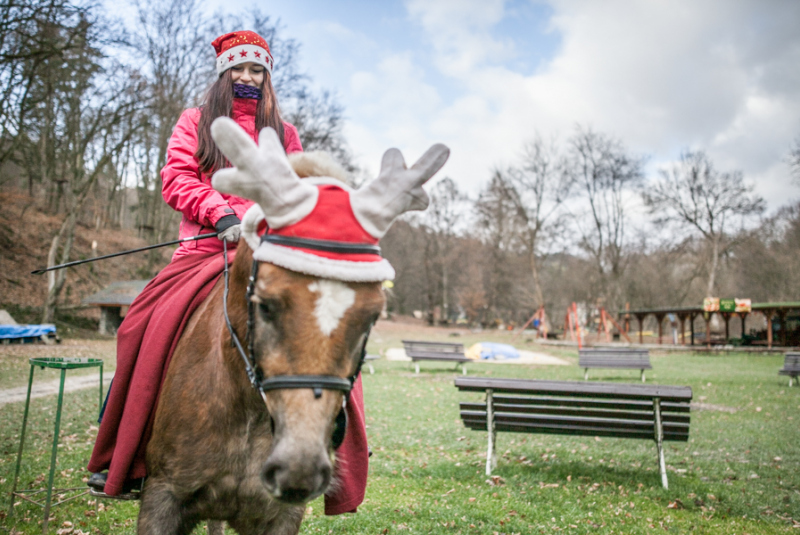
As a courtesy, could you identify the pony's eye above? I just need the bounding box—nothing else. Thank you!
[258,300,281,322]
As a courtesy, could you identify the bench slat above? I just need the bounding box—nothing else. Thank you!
[460,402,691,424]
[455,377,692,402]
[461,410,690,434]
[462,418,689,442]
[403,340,464,351]
[485,395,690,413]
[408,354,471,362]
[780,354,800,373]
[580,362,653,369]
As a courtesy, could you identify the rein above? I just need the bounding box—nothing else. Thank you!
[221,240,370,402]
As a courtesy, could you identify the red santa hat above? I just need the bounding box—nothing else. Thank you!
[209,118,450,283]
[212,31,274,76]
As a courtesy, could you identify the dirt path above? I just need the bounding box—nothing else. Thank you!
[0,371,114,407]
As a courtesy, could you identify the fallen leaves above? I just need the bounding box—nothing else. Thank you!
[667,499,685,509]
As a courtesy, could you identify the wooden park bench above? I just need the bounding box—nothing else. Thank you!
[402,340,471,375]
[455,376,692,489]
[579,347,652,382]
[779,352,800,386]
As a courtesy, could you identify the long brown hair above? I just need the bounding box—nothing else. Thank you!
[195,69,286,175]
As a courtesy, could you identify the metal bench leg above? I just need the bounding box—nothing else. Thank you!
[462,364,467,376]
[641,369,646,383]
[485,389,496,476]
[584,368,588,381]
[415,363,420,375]
[790,375,795,387]
[653,397,668,489]
[367,363,374,375]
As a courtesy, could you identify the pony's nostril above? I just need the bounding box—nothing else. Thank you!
[262,462,280,493]
[319,464,331,488]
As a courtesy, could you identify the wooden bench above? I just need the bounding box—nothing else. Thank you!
[402,340,471,375]
[455,376,692,489]
[579,348,652,382]
[779,352,800,386]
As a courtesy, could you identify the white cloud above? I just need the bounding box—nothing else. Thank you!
[274,0,800,208]
[405,0,511,76]
[347,0,800,207]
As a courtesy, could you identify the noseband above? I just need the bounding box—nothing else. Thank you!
[221,241,371,446]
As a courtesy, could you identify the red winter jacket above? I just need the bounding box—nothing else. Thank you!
[161,98,303,259]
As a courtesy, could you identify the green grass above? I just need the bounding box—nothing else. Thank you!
[1,329,798,534]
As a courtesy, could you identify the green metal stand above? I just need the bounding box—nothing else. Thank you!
[8,357,104,534]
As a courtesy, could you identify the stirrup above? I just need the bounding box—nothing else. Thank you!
[89,487,142,500]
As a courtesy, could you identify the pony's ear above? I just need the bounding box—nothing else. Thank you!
[211,118,318,229]
[350,144,450,238]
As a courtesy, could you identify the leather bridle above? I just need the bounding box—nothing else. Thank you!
[221,239,372,448]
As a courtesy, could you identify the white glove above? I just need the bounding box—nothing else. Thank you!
[217,224,241,243]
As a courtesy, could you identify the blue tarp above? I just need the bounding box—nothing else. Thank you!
[479,342,520,360]
[0,324,57,339]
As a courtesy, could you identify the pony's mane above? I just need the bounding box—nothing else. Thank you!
[288,151,352,186]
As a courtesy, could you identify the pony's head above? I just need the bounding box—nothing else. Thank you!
[211,117,449,504]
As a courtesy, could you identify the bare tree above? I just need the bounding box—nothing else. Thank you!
[0,0,94,183]
[474,171,525,319]
[505,135,572,308]
[415,177,467,321]
[643,151,765,298]
[123,0,210,244]
[790,137,800,185]
[282,89,357,173]
[33,11,146,322]
[567,126,644,310]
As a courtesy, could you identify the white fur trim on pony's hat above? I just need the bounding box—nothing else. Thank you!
[253,241,396,283]
[241,204,264,251]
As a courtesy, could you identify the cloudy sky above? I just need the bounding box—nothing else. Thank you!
[210,0,800,209]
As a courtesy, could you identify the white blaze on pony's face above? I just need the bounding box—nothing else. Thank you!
[308,280,356,336]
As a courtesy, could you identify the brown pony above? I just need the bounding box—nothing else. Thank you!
[137,118,449,535]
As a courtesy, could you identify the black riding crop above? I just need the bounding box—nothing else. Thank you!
[30,233,219,275]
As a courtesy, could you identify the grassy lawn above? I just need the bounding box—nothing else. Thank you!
[1,323,798,534]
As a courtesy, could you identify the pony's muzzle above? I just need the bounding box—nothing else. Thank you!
[262,446,332,503]
[260,389,339,504]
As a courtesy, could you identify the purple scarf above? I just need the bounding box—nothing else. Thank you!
[233,83,262,100]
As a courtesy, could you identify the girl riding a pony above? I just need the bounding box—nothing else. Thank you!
[87,30,369,516]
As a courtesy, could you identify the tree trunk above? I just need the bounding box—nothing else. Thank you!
[442,262,449,322]
[529,250,545,309]
[705,236,720,297]
[42,212,77,323]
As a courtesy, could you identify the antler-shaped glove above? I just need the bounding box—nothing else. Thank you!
[350,144,450,239]
[211,117,318,229]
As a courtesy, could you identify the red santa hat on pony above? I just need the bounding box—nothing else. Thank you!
[212,31,274,76]
[209,117,450,282]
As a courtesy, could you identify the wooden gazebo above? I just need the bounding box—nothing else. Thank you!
[619,302,800,348]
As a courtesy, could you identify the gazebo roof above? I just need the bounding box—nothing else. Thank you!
[620,301,800,317]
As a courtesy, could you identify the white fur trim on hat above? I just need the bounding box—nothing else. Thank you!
[216,44,273,75]
[253,241,396,283]
[241,204,264,251]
